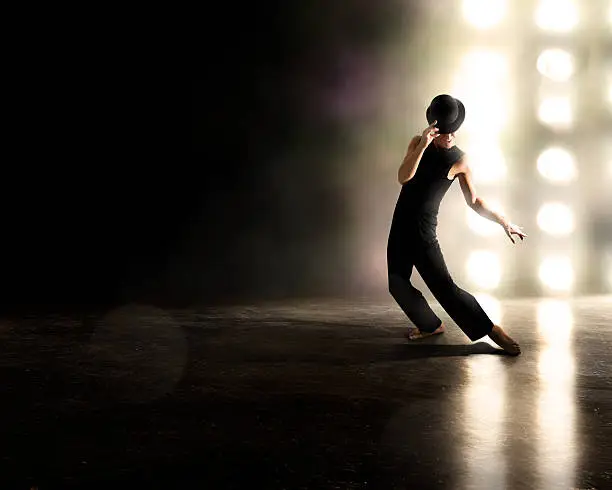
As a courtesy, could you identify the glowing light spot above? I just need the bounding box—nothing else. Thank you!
[462,0,506,29]
[538,97,572,129]
[537,49,575,82]
[535,0,578,32]
[537,147,577,183]
[537,202,574,236]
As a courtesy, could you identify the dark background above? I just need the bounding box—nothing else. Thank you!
[0,1,412,313]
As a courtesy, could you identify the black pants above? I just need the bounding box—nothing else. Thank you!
[387,237,494,341]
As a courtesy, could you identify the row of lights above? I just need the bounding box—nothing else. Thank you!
[464,252,576,293]
[462,0,611,32]
[458,0,612,294]
[534,0,584,293]
[466,255,576,292]
[463,1,612,130]
[465,253,577,292]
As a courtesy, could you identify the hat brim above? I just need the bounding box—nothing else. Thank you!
[426,98,465,134]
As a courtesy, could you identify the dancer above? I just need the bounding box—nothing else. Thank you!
[387,94,526,355]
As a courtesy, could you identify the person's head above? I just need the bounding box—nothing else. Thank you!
[425,94,464,148]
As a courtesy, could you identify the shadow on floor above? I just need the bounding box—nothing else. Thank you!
[373,341,507,362]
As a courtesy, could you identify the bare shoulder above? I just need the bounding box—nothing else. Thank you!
[448,154,471,180]
[454,155,471,175]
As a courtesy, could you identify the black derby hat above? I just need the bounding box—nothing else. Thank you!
[426,94,465,134]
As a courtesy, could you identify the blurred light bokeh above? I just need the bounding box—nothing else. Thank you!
[355,0,612,301]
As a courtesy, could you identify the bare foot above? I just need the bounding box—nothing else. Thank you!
[405,323,446,340]
[488,325,521,355]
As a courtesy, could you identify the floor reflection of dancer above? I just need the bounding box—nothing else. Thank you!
[387,94,526,355]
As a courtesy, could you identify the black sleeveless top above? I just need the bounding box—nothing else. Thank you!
[389,142,465,244]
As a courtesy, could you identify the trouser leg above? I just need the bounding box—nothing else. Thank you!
[414,241,494,341]
[387,252,442,333]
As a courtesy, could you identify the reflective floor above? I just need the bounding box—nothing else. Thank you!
[0,296,611,489]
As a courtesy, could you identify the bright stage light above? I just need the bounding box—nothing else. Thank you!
[537,147,577,183]
[537,49,575,82]
[539,256,574,291]
[453,50,510,135]
[462,0,506,29]
[467,200,504,236]
[538,97,572,129]
[537,202,575,236]
[466,251,501,290]
[535,0,578,32]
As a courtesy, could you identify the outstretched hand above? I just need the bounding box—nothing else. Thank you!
[503,222,527,244]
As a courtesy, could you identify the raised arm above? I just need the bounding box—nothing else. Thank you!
[456,158,527,244]
[398,121,439,184]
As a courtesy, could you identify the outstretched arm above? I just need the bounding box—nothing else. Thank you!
[457,159,527,243]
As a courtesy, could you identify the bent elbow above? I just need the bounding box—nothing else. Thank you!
[469,196,481,210]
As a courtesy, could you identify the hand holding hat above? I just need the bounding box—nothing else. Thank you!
[420,120,441,148]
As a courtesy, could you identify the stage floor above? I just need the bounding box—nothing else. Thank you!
[1,296,611,489]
